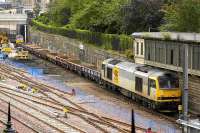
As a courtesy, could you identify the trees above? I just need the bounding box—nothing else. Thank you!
[37,0,128,33]
[33,3,41,17]
[121,0,165,34]
[161,0,200,32]
[47,0,72,26]
[36,0,200,34]
[36,0,166,34]
[69,0,125,34]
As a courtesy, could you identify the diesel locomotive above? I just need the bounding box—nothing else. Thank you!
[101,58,181,112]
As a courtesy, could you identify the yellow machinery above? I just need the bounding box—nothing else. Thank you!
[32,88,39,93]
[0,32,8,44]
[17,83,39,93]
[0,32,12,53]
[9,47,30,60]
[16,35,24,44]
[17,83,28,91]
[14,47,29,60]
[1,47,12,53]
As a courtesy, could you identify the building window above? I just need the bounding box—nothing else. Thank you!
[141,42,143,55]
[147,45,150,60]
[179,46,183,67]
[192,46,200,70]
[170,50,174,65]
[136,42,139,55]
[135,77,143,92]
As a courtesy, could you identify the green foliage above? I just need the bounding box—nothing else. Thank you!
[36,13,50,24]
[125,49,134,59]
[32,19,133,54]
[162,32,171,40]
[161,0,200,32]
[121,0,165,34]
[37,0,128,34]
[47,0,73,26]
[33,3,41,17]
[69,0,125,34]
[35,0,200,36]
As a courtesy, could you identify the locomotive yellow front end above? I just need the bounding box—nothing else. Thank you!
[153,73,181,112]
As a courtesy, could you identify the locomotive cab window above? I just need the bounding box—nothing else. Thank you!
[135,77,143,92]
[148,79,156,95]
[107,67,112,80]
[102,64,105,70]
[149,79,156,89]
[102,64,105,77]
[159,74,179,89]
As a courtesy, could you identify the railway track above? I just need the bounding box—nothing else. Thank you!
[0,118,6,125]
[0,90,85,133]
[0,62,85,110]
[0,107,39,133]
[0,84,133,133]
[98,85,179,127]
[0,63,134,132]
[108,89,178,125]
[0,59,178,132]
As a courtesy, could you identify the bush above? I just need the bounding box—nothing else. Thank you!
[31,20,133,54]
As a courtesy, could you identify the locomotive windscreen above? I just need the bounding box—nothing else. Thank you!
[158,74,179,89]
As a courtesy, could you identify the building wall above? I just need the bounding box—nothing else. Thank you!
[179,74,200,114]
[139,39,200,113]
[0,3,12,9]
[144,39,200,76]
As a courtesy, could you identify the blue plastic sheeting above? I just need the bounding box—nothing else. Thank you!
[4,60,43,77]
[27,67,43,76]
[0,53,7,60]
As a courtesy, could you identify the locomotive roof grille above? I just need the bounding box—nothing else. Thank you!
[136,66,153,73]
[108,59,122,65]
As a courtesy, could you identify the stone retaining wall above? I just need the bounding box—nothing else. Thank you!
[30,29,131,71]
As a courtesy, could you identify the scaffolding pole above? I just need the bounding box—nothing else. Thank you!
[24,24,27,43]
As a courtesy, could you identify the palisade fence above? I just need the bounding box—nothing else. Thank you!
[31,20,134,59]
